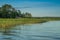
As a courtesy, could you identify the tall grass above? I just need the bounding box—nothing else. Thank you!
[0,18,47,28]
[0,17,60,29]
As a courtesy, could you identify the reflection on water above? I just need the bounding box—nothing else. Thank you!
[0,27,20,40]
[0,21,60,40]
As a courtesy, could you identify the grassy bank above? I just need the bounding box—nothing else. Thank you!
[0,17,60,28]
[0,18,47,28]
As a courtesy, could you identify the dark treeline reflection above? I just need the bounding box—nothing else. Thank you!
[1,26,21,40]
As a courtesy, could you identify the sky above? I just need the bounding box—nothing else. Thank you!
[0,0,60,17]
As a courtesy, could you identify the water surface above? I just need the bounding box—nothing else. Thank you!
[0,21,60,40]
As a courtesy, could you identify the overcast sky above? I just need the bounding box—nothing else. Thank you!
[0,0,60,17]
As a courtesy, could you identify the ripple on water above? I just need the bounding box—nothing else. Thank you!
[0,21,60,40]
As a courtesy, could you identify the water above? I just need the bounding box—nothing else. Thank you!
[0,21,60,40]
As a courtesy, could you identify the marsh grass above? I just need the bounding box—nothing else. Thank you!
[0,17,60,29]
[0,18,47,29]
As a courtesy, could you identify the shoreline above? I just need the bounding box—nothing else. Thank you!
[0,18,47,28]
[0,18,60,29]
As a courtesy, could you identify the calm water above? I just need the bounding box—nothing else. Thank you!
[0,21,60,40]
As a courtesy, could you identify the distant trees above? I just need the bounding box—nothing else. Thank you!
[0,4,32,18]
[24,12,32,17]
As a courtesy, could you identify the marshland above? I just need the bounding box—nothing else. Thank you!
[0,4,59,28]
[0,1,60,40]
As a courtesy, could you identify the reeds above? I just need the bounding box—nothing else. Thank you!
[0,18,47,28]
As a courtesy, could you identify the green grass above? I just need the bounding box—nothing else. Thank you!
[0,18,46,28]
[0,17,60,29]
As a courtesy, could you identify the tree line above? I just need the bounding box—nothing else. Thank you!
[0,4,32,18]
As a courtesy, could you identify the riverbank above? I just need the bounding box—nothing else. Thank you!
[0,18,60,29]
[0,18,47,28]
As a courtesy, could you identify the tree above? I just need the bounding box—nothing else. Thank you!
[17,10,21,17]
[24,12,32,17]
[1,4,19,18]
[0,4,32,18]
[2,4,12,10]
[1,4,12,18]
